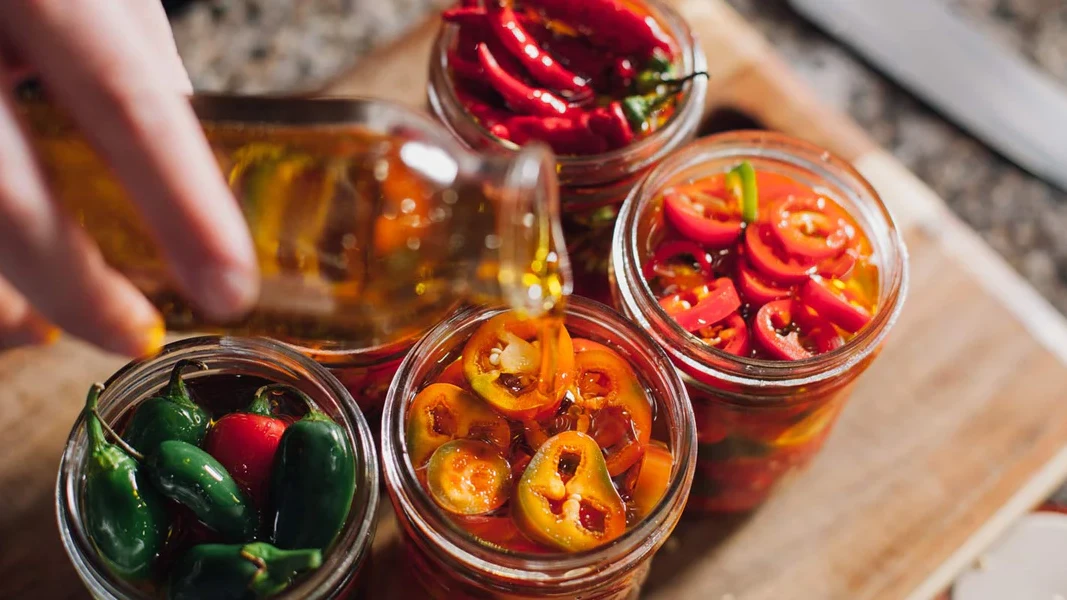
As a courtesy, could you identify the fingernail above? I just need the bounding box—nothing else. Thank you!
[191,266,259,321]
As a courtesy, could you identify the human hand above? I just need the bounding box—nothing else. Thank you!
[0,1,258,356]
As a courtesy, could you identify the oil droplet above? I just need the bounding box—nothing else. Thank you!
[485,234,502,250]
[400,198,417,214]
[406,237,422,251]
[373,159,390,182]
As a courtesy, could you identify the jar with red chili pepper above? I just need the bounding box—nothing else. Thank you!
[610,131,908,513]
[381,297,695,599]
[428,0,707,304]
[57,336,379,599]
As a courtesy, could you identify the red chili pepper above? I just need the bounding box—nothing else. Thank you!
[524,0,675,60]
[202,384,290,507]
[476,43,574,117]
[454,83,512,131]
[587,102,634,150]
[671,278,741,333]
[769,195,851,260]
[521,20,617,87]
[818,246,858,279]
[753,299,811,361]
[793,301,846,353]
[507,114,608,155]
[698,311,750,356]
[663,189,743,248]
[799,278,873,333]
[487,5,590,97]
[642,240,712,281]
[744,223,816,283]
[736,258,793,307]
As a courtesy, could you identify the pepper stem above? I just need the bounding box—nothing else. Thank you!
[164,359,208,403]
[90,408,145,461]
[83,383,107,450]
[241,543,322,597]
[249,383,300,417]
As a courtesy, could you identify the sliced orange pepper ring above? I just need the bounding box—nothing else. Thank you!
[405,383,511,467]
[462,313,576,420]
[435,357,469,388]
[514,431,626,552]
[575,346,653,476]
[427,440,512,515]
[630,440,673,519]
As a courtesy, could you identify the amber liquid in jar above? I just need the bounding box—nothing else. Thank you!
[18,94,569,350]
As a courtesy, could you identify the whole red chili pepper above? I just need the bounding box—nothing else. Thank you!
[507,114,608,155]
[476,43,574,117]
[486,5,590,97]
[454,84,514,140]
[202,384,291,507]
[524,0,675,60]
[587,101,634,150]
[444,7,529,76]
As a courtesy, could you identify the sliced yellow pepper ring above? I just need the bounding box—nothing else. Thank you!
[575,346,652,476]
[462,313,576,420]
[427,440,512,516]
[630,440,673,520]
[405,383,511,468]
[514,431,626,552]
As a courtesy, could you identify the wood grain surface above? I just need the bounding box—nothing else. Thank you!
[3,1,1066,599]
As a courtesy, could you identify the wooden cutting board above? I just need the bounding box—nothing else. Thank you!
[3,1,1067,599]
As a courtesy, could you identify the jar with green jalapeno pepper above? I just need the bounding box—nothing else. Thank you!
[428,0,707,304]
[610,132,909,513]
[57,337,379,599]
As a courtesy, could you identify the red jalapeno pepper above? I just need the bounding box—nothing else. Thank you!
[744,223,816,283]
[476,43,574,117]
[202,384,291,507]
[524,0,675,60]
[663,188,743,248]
[753,299,812,361]
[793,301,846,354]
[697,312,750,356]
[642,240,713,282]
[769,195,852,260]
[818,246,858,279]
[736,258,793,307]
[573,345,653,476]
[670,278,741,334]
[799,278,873,334]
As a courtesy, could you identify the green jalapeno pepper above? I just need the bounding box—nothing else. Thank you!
[146,440,258,542]
[123,360,210,452]
[269,392,355,551]
[167,542,322,600]
[81,383,168,580]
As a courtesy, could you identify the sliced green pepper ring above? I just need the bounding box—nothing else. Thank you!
[514,431,626,552]
[406,383,511,468]
[462,313,576,421]
[630,440,673,519]
[576,347,653,477]
[427,440,512,516]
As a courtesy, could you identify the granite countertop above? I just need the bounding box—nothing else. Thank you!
[170,0,1067,315]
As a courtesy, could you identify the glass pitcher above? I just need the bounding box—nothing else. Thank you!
[16,93,570,352]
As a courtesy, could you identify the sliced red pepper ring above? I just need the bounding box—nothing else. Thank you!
[406,383,511,467]
[513,431,627,552]
[753,299,812,361]
[574,346,653,476]
[436,357,469,388]
[793,301,846,354]
[769,195,852,260]
[818,246,858,279]
[744,224,816,283]
[662,189,743,248]
[696,312,750,356]
[630,440,673,519]
[463,313,576,421]
[671,278,741,333]
[641,240,713,282]
[737,258,793,307]
[427,439,512,515]
[799,278,873,334]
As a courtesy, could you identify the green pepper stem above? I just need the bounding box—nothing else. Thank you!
[727,160,759,223]
[91,408,145,461]
[84,383,107,450]
[249,383,301,417]
[164,359,208,404]
[242,543,322,597]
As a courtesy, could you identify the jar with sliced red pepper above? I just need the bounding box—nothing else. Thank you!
[56,337,380,599]
[381,298,695,599]
[428,0,707,304]
[611,131,909,513]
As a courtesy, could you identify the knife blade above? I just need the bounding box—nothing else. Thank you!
[787,0,1067,193]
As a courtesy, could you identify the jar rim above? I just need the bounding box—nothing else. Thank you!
[56,336,380,600]
[426,0,708,184]
[612,130,910,390]
[380,297,696,591]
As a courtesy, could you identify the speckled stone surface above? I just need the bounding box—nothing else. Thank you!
[169,0,1067,315]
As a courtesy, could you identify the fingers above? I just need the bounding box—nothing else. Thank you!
[0,274,58,351]
[122,0,193,93]
[0,1,258,321]
[0,80,165,357]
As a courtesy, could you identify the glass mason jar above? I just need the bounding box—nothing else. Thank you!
[426,0,707,304]
[611,131,909,513]
[56,336,380,599]
[381,297,696,599]
[293,336,413,420]
[17,93,569,350]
